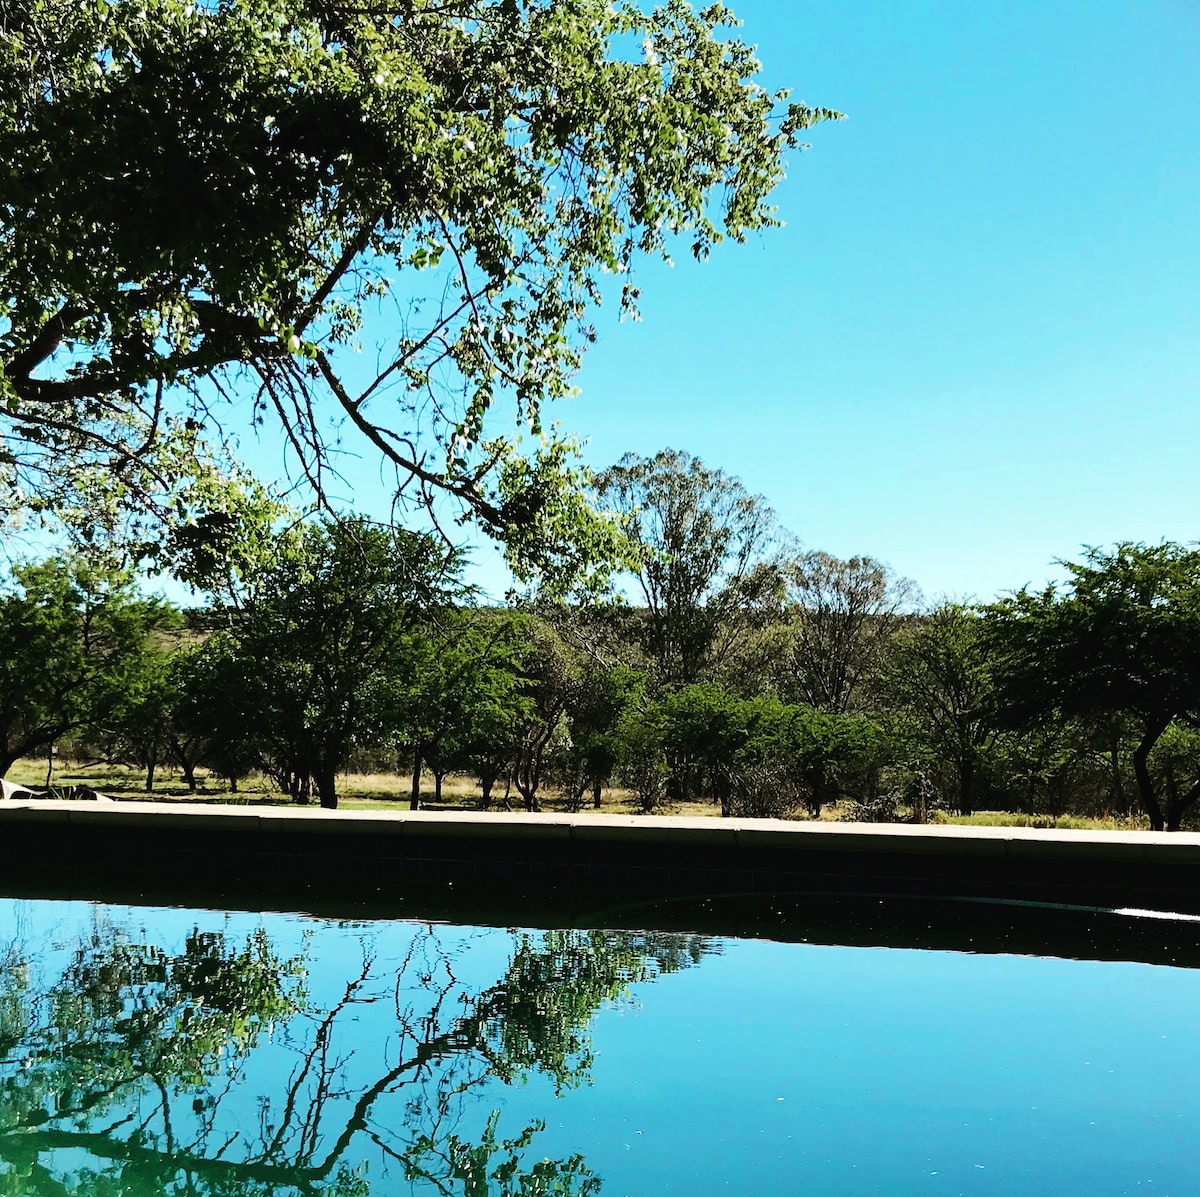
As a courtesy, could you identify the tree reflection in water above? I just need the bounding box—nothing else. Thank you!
[0,913,713,1196]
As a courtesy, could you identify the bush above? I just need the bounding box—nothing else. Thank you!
[615,713,668,814]
[842,791,901,823]
[719,762,801,820]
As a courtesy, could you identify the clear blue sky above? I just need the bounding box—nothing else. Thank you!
[531,0,1200,603]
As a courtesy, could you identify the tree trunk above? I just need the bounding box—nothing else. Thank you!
[569,778,587,811]
[480,774,494,810]
[514,769,540,812]
[1166,778,1200,833]
[167,738,199,794]
[410,745,422,811]
[1109,743,1127,817]
[514,744,543,812]
[315,764,338,810]
[46,744,55,790]
[592,776,602,809]
[229,774,239,794]
[1132,719,1170,832]
[957,757,975,817]
[145,759,155,792]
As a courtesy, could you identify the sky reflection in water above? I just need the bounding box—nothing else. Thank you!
[0,899,1196,1196]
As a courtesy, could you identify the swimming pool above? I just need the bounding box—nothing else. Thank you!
[0,896,1196,1196]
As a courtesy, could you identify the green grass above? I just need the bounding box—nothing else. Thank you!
[926,810,1152,832]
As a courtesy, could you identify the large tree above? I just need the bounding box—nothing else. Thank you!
[510,619,577,812]
[778,550,918,713]
[985,543,1200,831]
[209,517,460,808]
[383,612,530,809]
[881,602,995,818]
[561,663,645,809]
[0,556,170,777]
[595,449,782,684]
[0,0,837,583]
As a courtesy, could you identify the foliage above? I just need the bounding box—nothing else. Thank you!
[464,930,709,1092]
[0,0,837,586]
[0,918,306,1142]
[406,1110,601,1197]
[559,664,645,810]
[510,620,577,812]
[842,788,901,824]
[596,449,782,684]
[13,514,1200,832]
[762,701,884,819]
[206,516,462,806]
[384,611,531,807]
[990,717,1108,822]
[628,682,746,807]
[707,695,882,819]
[84,633,179,790]
[985,542,1200,830]
[1147,723,1200,823]
[777,550,918,712]
[615,707,671,814]
[880,603,995,817]
[616,684,882,817]
[0,556,173,776]
[160,637,258,789]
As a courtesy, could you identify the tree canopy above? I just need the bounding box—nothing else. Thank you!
[882,602,994,818]
[0,0,837,585]
[0,556,172,775]
[205,516,461,807]
[986,543,1200,830]
[778,550,918,714]
[596,448,781,684]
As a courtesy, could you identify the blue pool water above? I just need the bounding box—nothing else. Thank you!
[0,898,1196,1196]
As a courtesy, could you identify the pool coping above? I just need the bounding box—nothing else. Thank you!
[2,801,1200,901]
[6,801,1200,965]
[2,798,1199,856]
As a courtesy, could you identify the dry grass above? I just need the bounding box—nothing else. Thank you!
[3,758,725,817]
[1,760,1166,829]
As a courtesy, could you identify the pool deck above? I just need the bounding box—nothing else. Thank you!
[3,799,1200,916]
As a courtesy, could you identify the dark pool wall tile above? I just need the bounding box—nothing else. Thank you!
[4,803,1200,921]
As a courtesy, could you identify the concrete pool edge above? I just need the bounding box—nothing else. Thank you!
[3,799,1200,914]
[3,797,1198,845]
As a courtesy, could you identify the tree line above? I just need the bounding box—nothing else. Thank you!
[3,450,1200,830]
